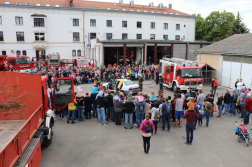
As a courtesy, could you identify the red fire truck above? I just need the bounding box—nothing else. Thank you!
[62,58,94,68]
[0,71,74,167]
[0,55,35,72]
[159,58,203,92]
[33,52,64,69]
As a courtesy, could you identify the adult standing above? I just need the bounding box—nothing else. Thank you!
[183,108,198,145]
[147,56,151,66]
[123,97,135,129]
[210,78,218,97]
[106,91,114,122]
[204,99,212,127]
[84,93,92,119]
[91,91,98,118]
[135,98,146,129]
[67,99,77,124]
[174,94,184,127]
[155,69,159,84]
[140,114,154,154]
[96,91,107,125]
[151,103,160,134]
[231,90,238,116]
[240,90,247,118]
[216,93,224,118]
[159,74,164,92]
[223,90,231,116]
[235,79,239,92]
[76,89,85,122]
[113,95,124,126]
[161,98,172,132]
[197,89,204,111]
[237,79,244,94]
[138,74,143,92]
[243,93,252,125]
[95,73,101,87]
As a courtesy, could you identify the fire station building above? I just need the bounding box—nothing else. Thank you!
[0,0,211,66]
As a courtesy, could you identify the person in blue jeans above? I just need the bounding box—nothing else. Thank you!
[123,99,135,129]
[223,90,231,116]
[183,110,198,145]
[193,100,200,130]
[204,99,212,127]
[96,91,107,125]
[231,90,238,116]
[67,99,77,124]
[106,92,115,122]
[161,98,172,132]
[135,98,146,129]
[76,89,85,121]
[216,93,223,117]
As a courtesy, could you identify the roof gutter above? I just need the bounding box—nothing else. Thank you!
[194,52,252,56]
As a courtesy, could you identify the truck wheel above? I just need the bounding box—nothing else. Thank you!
[42,122,53,147]
[173,83,178,93]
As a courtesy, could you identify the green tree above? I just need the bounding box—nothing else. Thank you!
[203,10,235,42]
[228,12,249,36]
[193,14,205,40]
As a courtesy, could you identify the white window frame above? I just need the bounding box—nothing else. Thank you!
[15,17,23,25]
[73,18,79,26]
[34,32,45,41]
[164,23,168,29]
[72,50,76,57]
[151,22,155,29]
[90,19,96,26]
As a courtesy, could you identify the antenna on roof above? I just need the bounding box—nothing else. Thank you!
[119,0,123,6]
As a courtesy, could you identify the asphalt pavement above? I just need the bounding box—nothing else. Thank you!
[40,80,252,167]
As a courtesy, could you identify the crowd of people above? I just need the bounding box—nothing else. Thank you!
[40,64,252,153]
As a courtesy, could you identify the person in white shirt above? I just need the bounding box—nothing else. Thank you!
[237,79,244,94]
[47,86,52,109]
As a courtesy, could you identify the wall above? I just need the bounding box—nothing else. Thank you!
[188,44,200,61]
[0,6,84,60]
[196,53,222,84]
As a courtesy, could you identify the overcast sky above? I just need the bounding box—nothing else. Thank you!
[86,0,252,32]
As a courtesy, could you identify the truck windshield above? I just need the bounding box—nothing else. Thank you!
[182,69,202,78]
[78,60,89,65]
[48,59,60,65]
[16,58,30,64]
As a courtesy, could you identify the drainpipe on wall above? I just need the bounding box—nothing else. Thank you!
[83,8,85,58]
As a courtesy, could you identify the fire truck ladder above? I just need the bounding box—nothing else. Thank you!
[162,58,197,66]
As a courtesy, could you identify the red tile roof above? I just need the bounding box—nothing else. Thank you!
[0,0,192,16]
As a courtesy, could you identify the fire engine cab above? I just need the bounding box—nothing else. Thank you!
[159,58,203,92]
[0,55,34,72]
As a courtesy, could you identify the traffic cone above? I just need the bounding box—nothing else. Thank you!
[94,80,96,85]
[214,104,217,112]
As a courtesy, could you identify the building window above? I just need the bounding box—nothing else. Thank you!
[151,22,155,28]
[106,33,112,40]
[176,24,180,30]
[34,18,44,27]
[107,20,112,27]
[137,21,142,28]
[150,34,155,40]
[72,50,76,57]
[122,21,127,27]
[0,31,3,41]
[73,32,80,41]
[15,17,23,25]
[164,23,168,29]
[77,50,81,57]
[163,35,168,40]
[0,16,2,24]
[122,33,128,40]
[175,35,180,40]
[90,33,96,39]
[16,50,21,56]
[35,33,45,41]
[73,19,79,26]
[22,50,27,56]
[90,19,96,26]
[16,32,24,41]
[136,34,142,39]
[2,51,6,55]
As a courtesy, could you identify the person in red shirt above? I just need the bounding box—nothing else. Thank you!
[243,93,252,125]
[183,110,198,145]
[210,78,218,97]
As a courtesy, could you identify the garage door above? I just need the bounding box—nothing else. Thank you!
[173,44,186,59]
[222,56,252,89]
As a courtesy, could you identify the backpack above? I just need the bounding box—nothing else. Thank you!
[139,104,144,112]
[163,102,171,114]
[153,108,160,119]
[97,98,102,108]
[209,105,214,114]
[145,122,152,133]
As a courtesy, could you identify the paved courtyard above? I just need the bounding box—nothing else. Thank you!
[40,81,252,167]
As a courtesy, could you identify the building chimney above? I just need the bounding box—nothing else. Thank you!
[169,3,172,9]
[130,0,134,7]
[70,0,73,7]
[119,0,123,6]
[158,3,163,9]
[149,2,153,8]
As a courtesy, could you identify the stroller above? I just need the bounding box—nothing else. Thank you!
[234,121,252,147]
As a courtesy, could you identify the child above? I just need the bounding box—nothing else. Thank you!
[187,97,195,111]
[103,72,106,82]
[138,92,144,102]
[150,91,156,102]
[198,110,203,126]
[92,85,98,94]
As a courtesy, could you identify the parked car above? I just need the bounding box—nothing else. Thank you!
[103,79,140,95]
